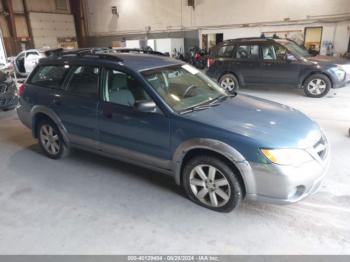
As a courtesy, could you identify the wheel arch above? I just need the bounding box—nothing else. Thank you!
[31,106,70,146]
[300,71,333,89]
[172,138,255,196]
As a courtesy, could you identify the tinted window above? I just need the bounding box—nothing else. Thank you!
[217,45,234,57]
[234,45,259,60]
[102,69,151,107]
[29,65,70,89]
[67,66,99,96]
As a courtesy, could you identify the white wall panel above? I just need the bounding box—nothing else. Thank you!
[29,12,76,48]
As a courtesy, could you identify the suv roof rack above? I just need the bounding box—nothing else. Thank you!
[106,48,167,56]
[45,48,124,62]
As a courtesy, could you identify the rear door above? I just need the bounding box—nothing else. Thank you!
[230,43,261,85]
[53,64,101,149]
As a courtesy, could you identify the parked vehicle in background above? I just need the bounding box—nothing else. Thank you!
[187,46,208,69]
[207,37,350,98]
[0,70,18,111]
[0,57,15,75]
[14,49,47,78]
[17,49,330,212]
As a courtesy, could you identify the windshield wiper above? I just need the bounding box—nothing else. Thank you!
[179,103,221,115]
[209,93,237,105]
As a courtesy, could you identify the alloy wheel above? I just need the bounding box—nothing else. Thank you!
[220,77,236,92]
[40,124,60,155]
[307,79,327,96]
[189,164,231,208]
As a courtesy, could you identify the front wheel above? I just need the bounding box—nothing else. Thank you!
[182,156,243,212]
[219,74,239,94]
[303,74,331,98]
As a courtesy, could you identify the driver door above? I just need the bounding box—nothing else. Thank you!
[259,43,300,86]
[97,68,171,170]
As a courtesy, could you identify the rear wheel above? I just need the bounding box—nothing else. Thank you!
[303,74,331,98]
[182,156,242,212]
[37,119,69,159]
[219,74,239,93]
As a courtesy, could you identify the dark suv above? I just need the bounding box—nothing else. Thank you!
[207,37,350,98]
[17,50,330,212]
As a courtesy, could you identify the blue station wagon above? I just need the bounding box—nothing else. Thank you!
[17,49,330,212]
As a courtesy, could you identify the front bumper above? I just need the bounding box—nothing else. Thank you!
[244,148,330,204]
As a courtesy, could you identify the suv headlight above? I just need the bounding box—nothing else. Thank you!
[261,148,313,166]
[333,68,346,81]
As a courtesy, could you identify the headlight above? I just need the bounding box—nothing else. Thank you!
[333,68,346,81]
[261,148,313,166]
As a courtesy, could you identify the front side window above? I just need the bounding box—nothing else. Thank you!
[142,64,227,112]
[234,45,259,60]
[29,65,70,89]
[67,66,99,96]
[102,69,151,107]
[276,40,310,58]
[262,44,287,61]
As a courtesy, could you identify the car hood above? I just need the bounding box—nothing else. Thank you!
[307,55,350,65]
[182,94,322,148]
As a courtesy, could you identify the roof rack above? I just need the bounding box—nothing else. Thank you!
[106,48,167,57]
[45,48,124,62]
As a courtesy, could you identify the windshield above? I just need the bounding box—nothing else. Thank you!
[142,64,227,112]
[276,40,311,58]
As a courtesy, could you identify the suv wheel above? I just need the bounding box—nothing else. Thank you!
[182,156,242,212]
[37,119,69,159]
[303,74,331,98]
[219,74,239,93]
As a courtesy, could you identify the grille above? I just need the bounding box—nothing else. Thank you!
[313,135,328,161]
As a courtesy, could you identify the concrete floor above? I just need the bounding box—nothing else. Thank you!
[0,86,350,255]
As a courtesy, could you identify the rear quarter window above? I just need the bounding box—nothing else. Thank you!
[28,65,70,89]
[217,45,234,57]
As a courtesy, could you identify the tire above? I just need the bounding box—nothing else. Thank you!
[303,74,331,98]
[182,156,243,212]
[219,73,240,94]
[37,119,69,159]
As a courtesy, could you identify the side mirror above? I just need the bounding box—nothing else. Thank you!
[135,101,157,113]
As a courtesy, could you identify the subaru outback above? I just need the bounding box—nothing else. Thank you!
[17,49,330,212]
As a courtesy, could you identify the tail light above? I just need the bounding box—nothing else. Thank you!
[18,83,26,97]
[207,58,215,68]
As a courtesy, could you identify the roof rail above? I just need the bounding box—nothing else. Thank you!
[45,48,124,62]
[107,48,167,57]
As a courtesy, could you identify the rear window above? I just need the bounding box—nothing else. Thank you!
[29,65,70,89]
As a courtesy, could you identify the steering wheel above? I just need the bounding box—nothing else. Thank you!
[183,85,197,98]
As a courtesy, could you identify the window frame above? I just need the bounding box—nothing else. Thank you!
[232,43,261,61]
[64,64,101,98]
[100,67,157,111]
[217,44,235,58]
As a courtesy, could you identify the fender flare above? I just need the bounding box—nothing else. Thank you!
[172,138,256,194]
[31,105,70,146]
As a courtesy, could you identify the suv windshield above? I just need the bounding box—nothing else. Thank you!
[142,64,227,112]
[276,40,311,58]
